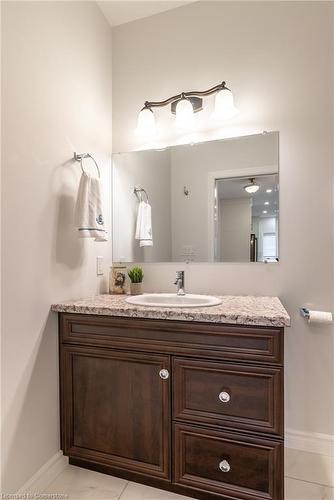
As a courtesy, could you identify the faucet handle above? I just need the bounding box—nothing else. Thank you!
[174,271,185,295]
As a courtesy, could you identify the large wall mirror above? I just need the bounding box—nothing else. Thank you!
[113,131,279,263]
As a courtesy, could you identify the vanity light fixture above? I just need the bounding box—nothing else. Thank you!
[136,107,156,136]
[266,188,272,193]
[244,178,260,194]
[262,210,268,214]
[136,81,238,135]
[264,201,270,205]
[175,95,195,129]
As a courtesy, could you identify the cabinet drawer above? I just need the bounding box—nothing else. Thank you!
[173,358,282,436]
[174,424,283,500]
[60,314,283,364]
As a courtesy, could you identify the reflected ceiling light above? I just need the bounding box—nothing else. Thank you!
[264,201,269,205]
[262,210,268,214]
[136,107,156,136]
[266,188,272,193]
[137,81,237,135]
[244,178,260,194]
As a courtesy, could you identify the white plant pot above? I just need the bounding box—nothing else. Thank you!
[130,282,143,295]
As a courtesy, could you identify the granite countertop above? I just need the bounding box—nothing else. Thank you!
[51,294,290,327]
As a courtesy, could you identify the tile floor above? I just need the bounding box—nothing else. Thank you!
[43,464,334,500]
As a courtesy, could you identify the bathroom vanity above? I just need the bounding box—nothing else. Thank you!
[52,295,289,500]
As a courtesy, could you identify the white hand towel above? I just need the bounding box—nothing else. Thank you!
[135,200,153,247]
[75,173,108,241]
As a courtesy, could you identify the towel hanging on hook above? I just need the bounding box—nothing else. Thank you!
[74,152,101,178]
[134,186,149,203]
[73,152,107,241]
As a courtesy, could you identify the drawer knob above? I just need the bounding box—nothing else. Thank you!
[159,369,169,380]
[218,391,230,403]
[219,459,231,473]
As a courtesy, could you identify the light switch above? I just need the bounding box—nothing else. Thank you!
[96,256,104,275]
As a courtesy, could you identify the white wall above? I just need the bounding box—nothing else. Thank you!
[112,1,334,441]
[1,1,112,492]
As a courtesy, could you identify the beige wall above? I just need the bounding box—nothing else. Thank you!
[112,1,334,439]
[1,1,112,492]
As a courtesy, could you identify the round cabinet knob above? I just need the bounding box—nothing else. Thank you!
[218,391,230,403]
[219,460,231,473]
[159,369,169,380]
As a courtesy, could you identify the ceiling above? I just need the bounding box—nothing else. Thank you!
[216,174,279,218]
[97,1,195,27]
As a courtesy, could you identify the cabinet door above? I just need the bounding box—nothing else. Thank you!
[61,345,171,480]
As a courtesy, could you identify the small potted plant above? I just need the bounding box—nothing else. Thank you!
[128,266,144,295]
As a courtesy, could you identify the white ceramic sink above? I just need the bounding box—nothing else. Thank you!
[125,293,222,308]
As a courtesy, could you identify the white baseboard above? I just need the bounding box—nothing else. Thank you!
[286,428,334,457]
[17,450,69,494]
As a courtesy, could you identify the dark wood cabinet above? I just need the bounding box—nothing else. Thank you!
[61,345,170,480]
[174,424,283,500]
[59,313,284,500]
[173,358,282,436]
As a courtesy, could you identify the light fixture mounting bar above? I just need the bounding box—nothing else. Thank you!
[142,81,229,109]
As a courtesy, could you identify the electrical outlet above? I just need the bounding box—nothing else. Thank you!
[181,245,195,261]
[96,256,104,276]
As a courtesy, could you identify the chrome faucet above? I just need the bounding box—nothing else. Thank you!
[174,271,185,296]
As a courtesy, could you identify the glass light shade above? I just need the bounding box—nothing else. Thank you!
[136,107,156,136]
[244,183,260,194]
[212,88,238,120]
[175,98,194,128]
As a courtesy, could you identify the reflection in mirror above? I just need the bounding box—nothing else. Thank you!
[214,174,279,263]
[113,132,279,263]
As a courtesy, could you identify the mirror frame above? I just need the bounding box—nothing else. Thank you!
[112,131,280,265]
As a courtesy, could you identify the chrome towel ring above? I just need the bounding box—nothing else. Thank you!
[74,152,101,179]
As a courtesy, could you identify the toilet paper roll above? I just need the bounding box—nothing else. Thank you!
[308,310,333,324]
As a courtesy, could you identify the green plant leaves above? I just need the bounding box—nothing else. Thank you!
[128,266,144,283]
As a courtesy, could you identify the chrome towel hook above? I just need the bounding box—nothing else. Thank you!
[74,152,101,178]
[134,186,149,203]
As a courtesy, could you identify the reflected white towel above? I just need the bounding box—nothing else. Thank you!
[75,173,108,241]
[135,200,153,247]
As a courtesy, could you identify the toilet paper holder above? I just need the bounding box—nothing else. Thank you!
[300,307,310,319]
[300,307,333,323]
